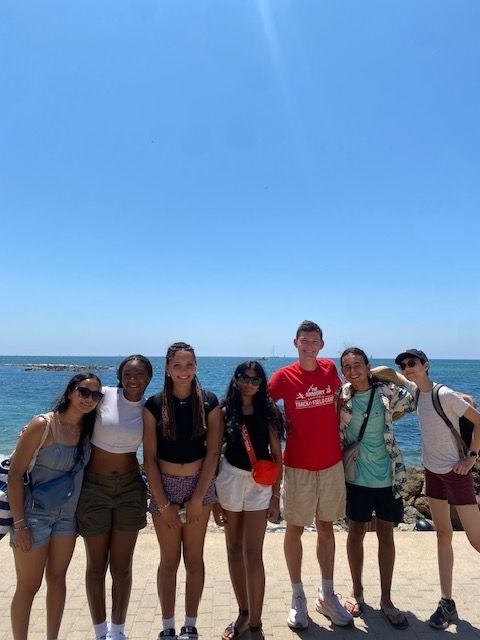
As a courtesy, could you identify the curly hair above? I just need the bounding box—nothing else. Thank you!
[222,361,283,439]
[116,354,153,388]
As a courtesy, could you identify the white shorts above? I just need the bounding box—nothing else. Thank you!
[215,458,272,512]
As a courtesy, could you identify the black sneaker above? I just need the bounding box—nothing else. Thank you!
[178,626,198,640]
[429,599,458,629]
[158,630,177,639]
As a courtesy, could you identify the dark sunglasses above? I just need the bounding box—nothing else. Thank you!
[75,386,104,402]
[237,375,262,386]
[399,359,419,371]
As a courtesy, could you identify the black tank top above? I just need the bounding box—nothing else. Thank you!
[144,390,219,463]
[224,413,271,471]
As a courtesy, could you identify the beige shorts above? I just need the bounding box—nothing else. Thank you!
[283,461,346,526]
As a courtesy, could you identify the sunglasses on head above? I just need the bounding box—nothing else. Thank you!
[75,386,104,402]
[399,359,420,371]
[237,375,262,386]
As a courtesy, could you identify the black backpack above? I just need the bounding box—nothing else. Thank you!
[415,383,473,456]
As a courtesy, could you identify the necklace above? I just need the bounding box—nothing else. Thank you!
[55,412,81,431]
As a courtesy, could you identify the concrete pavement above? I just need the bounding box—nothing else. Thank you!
[1,527,479,639]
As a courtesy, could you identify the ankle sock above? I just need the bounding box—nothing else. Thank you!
[320,579,334,598]
[184,615,197,628]
[162,616,175,631]
[110,622,125,637]
[291,581,304,597]
[94,620,109,639]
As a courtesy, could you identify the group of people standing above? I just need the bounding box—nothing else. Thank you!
[6,320,480,640]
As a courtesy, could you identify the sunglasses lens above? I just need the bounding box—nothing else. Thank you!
[400,359,417,370]
[76,387,103,402]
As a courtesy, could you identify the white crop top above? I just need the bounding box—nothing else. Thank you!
[90,386,145,454]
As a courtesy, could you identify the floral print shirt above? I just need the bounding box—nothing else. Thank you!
[339,381,415,498]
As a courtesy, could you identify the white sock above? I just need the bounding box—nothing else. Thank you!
[109,622,125,637]
[184,615,197,628]
[320,579,334,598]
[291,581,304,597]
[163,617,175,631]
[94,620,109,639]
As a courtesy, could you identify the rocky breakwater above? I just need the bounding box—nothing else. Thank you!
[403,466,480,530]
[24,363,113,372]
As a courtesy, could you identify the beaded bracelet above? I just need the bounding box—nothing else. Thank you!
[158,501,171,513]
[14,526,29,532]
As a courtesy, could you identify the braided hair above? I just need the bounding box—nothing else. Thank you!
[116,354,153,387]
[160,342,206,440]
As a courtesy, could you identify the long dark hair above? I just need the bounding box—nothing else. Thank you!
[223,361,283,438]
[160,342,205,440]
[116,354,153,388]
[52,372,102,464]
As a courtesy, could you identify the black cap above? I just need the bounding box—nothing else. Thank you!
[394,349,429,365]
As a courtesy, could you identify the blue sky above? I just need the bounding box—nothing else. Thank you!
[1,1,479,358]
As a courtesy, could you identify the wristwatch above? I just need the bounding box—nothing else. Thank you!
[467,450,479,460]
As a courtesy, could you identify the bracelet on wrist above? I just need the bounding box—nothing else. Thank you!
[158,501,171,513]
[14,525,29,532]
[272,493,280,499]
[13,518,26,525]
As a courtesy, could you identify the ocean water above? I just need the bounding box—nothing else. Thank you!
[1,356,479,467]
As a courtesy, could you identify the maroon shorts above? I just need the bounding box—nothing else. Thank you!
[424,467,477,505]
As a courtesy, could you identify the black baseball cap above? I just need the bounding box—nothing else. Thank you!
[394,349,429,365]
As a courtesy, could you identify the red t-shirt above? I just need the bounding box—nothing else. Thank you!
[268,360,342,471]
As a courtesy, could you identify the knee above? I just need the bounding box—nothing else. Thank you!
[348,522,367,541]
[45,570,67,590]
[183,554,204,575]
[160,556,181,575]
[226,539,243,560]
[15,578,42,599]
[316,521,334,541]
[244,546,263,568]
[110,563,132,583]
[86,563,108,581]
[375,524,394,544]
[436,528,453,544]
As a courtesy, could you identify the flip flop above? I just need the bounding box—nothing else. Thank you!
[344,596,364,617]
[381,606,409,630]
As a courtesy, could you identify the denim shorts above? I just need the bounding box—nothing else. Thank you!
[148,471,216,515]
[10,508,77,549]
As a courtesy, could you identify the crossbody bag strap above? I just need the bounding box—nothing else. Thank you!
[356,386,376,443]
[431,384,466,456]
[241,424,258,468]
[26,414,51,475]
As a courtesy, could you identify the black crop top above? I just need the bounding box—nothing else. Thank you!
[145,390,219,464]
[224,413,271,471]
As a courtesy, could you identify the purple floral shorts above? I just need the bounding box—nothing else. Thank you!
[148,472,216,515]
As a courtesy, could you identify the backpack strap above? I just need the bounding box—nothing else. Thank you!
[430,384,467,456]
[26,414,51,474]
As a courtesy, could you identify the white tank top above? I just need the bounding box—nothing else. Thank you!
[90,386,145,454]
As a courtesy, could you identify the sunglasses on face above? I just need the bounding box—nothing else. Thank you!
[399,359,420,371]
[237,375,262,386]
[75,386,104,402]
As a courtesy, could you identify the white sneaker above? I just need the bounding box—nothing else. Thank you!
[316,594,354,626]
[107,633,128,640]
[287,593,308,629]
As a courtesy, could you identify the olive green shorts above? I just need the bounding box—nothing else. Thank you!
[76,468,147,536]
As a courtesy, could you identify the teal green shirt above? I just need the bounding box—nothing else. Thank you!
[344,389,391,488]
